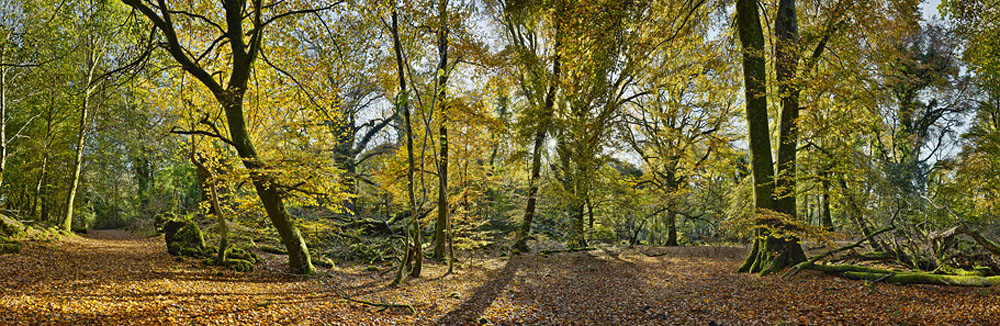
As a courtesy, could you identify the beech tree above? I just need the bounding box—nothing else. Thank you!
[120,0,347,274]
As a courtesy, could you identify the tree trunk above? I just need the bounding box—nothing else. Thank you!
[0,65,7,191]
[64,55,98,232]
[665,210,678,246]
[774,0,801,220]
[514,28,561,253]
[218,91,312,273]
[735,0,805,275]
[820,171,834,231]
[390,6,421,284]
[191,145,228,262]
[586,198,594,230]
[433,0,450,261]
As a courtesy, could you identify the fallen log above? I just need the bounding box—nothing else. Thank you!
[841,270,1000,287]
[539,247,597,256]
[798,263,1000,287]
[783,227,894,279]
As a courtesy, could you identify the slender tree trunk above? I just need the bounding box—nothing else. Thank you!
[0,66,7,191]
[735,0,805,275]
[390,6,421,284]
[514,32,561,253]
[191,145,228,262]
[64,54,98,232]
[433,0,450,261]
[820,171,834,231]
[31,154,47,219]
[586,198,594,230]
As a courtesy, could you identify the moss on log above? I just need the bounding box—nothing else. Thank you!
[841,271,1000,287]
[802,263,1000,287]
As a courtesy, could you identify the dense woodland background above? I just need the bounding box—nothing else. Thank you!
[1,0,1000,317]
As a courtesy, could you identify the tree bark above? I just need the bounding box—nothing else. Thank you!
[665,210,678,246]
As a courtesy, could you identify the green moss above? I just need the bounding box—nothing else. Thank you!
[226,247,259,264]
[224,259,254,272]
[163,219,205,257]
[0,242,19,254]
[0,214,25,239]
[259,245,287,255]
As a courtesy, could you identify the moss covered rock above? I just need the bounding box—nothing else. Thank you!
[153,212,176,233]
[0,214,26,239]
[163,219,205,257]
[0,238,19,255]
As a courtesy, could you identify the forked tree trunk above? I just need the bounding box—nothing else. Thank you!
[734,0,805,275]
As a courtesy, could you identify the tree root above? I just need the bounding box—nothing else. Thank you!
[342,297,415,314]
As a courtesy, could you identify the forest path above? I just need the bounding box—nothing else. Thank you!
[1,233,999,325]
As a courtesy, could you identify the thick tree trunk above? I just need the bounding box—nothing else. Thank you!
[774,0,800,220]
[665,210,678,246]
[219,93,313,274]
[735,0,805,275]
[433,0,450,261]
[514,30,561,253]
[664,175,680,246]
[586,198,594,230]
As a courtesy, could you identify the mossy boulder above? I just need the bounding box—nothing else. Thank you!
[154,212,177,234]
[0,238,19,254]
[163,219,205,257]
[0,214,26,239]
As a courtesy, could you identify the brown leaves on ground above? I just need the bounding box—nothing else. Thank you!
[1,231,998,325]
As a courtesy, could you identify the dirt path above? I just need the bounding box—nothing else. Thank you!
[1,232,998,325]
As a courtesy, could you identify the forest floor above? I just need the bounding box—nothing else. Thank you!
[1,230,998,326]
